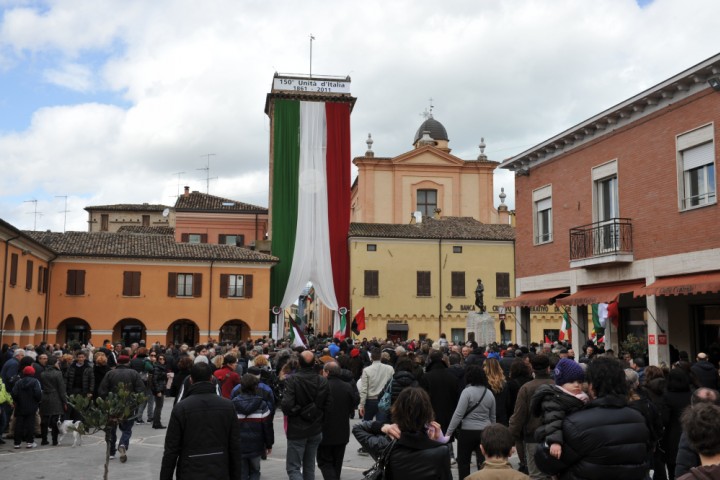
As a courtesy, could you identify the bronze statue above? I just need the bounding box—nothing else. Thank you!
[475,279,485,312]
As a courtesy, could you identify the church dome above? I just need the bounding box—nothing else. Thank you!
[413,116,449,145]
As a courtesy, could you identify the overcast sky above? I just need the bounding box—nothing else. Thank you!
[1,0,718,232]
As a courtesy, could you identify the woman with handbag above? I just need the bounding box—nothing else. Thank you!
[353,387,452,480]
[446,364,496,479]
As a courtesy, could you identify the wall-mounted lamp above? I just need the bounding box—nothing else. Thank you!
[708,75,720,91]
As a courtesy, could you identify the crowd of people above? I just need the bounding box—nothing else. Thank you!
[2,335,720,480]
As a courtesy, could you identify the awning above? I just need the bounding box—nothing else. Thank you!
[639,271,720,297]
[503,288,569,308]
[556,281,645,306]
[387,323,408,332]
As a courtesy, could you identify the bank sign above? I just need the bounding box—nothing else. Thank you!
[273,77,351,94]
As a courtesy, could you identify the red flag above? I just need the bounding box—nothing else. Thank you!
[545,334,551,344]
[354,307,366,332]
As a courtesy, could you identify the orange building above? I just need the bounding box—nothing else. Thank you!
[1,221,277,347]
[85,203,173,232]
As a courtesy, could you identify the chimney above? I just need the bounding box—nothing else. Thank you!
[184,186,190,197]
[433,208,442,219]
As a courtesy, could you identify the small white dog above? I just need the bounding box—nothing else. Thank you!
[57,419,83,447]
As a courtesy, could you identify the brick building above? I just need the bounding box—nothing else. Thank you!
[501,53,720,365]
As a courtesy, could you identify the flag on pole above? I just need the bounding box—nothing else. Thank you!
[545,334,551,344]
[288,316,307,348]
[307,286,315,303]
[559,309,571,342]
[591,304,606,340]
[353,308,366,335]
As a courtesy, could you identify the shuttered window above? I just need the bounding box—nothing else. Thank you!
[451,271,465,297]
[25,260,33,290]
[66,270,86,295]
[220,274,253,298]
[9,253,18,286]
[364,270,379,296]
[417,271,431,297]
[168,273,202,297]
[496,272,510,298]
[123,271,141,296]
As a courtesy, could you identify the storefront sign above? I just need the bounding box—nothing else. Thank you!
[648,334,656,345]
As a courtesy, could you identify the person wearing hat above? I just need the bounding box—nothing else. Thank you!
[11,365,42,448]
[530,358,589,469]
[509,355,555,480]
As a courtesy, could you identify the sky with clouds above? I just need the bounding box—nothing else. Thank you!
[0,0,718,232]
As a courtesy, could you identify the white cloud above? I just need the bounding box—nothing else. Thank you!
[0,0,719,232]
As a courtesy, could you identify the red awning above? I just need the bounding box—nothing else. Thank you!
[556,282,645,307]
[639,271,720,297]
[503,288,569,308]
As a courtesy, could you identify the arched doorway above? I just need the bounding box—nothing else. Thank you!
[219,320,250,344]
[20,316,33,344]
[114,318,147,347]
[2,314,15,345]
[167,319,199,346]
[34,317,43,345]
[57,318,91,347]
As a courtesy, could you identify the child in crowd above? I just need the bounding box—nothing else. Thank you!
[232,373,274,480]
[531,358,589,460]
[465,423,529,479]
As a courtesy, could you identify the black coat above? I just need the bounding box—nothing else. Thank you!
[663,389,692,466]
[40,365,66,416]
[420,361,460,432]
[12,375,42,415]
[66,362,94,396]
[280,367,332,440]
[160,382,242,480]
[690,361,718,390]
[557,394,650,480]
[98,364,145,397]
[531,384,586,445]
[320,374,359,446]
[353,421,452,480]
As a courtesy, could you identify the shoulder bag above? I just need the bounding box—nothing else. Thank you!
[362,439,397,480]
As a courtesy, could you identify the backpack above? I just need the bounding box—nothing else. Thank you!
[7,373,21,391]
[378,378,393,413]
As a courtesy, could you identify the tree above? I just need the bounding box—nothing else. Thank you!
[68,384,146,480]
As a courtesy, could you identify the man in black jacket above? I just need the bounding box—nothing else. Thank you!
[317,361,359,480]
[281,350,332,480]
[98,354,145,462]
[160,362,242,480]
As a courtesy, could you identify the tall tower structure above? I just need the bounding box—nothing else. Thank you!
[265,74,356,337]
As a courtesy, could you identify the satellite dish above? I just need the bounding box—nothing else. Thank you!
[162,208,170,217]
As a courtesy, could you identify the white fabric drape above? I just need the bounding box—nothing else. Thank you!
[280,102,339,322]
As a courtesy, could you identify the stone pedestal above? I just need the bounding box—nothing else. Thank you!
[466,311,496,346]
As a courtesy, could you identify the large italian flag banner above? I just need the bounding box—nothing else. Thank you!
[270,99,351,339]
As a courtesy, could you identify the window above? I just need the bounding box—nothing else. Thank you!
[9,253,18,286]
[677,124,716,209]
[38,266,48,294]
[367,244,377,252]
[496,272,510,298]
[592,161,620,253]
[453,246,462,254]
[417,271,431,297]
[364,270,379,296]
[451,272,465,297]
[181,233,208,244]
[25,260,33,290]
[416,189,437,217]
[168,273,202,297]
[100,214,109,232]
[219,234,244,246]
[532,185,553,244]
[123,271,141,296]
[66,270,86,295]
[142,215,150,227]
[220,274,253,298]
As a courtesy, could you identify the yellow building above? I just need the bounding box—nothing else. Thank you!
[349,216,514,343]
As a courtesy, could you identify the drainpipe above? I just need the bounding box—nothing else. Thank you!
[43,254,58,343]
[207,259,215,341]
[1,235,21,346]
[438,239,443,339]
[254,213,259,243]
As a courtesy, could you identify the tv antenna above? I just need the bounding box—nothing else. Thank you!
[24,199,42,231]
[172,171,186,197]
[55,195,69,232]
[197,154,217,194]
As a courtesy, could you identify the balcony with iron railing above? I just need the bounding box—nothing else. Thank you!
[569,218,634,268]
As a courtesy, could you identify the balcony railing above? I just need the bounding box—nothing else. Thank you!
[569,218,633,262]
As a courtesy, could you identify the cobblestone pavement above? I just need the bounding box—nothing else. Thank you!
[0,400,517,479]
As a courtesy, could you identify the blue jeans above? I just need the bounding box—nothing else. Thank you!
[241,455,262,480]
[286,433,322,480]
[108,419,134,455]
